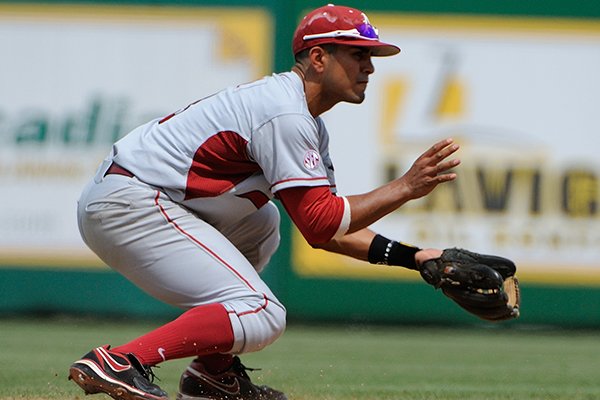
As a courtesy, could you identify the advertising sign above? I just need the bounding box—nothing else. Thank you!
[0,4,272,267]
[293,14,600,285]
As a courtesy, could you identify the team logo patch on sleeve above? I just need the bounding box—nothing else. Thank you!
[303,150,321,170]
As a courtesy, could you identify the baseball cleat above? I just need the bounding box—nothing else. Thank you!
[68,345,169,400]
[177,356,286,400]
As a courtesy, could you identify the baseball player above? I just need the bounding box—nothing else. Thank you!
[68,4,461,400]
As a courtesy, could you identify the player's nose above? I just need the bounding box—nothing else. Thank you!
[363,57,375,74]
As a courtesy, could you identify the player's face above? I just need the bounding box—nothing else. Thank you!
[322,45,375,104]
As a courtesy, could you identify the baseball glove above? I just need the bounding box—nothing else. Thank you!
[420,248,520,322]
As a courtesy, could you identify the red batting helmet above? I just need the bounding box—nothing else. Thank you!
[292,4,401,57]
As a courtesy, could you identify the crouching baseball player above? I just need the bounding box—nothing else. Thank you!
[69,4,519,400]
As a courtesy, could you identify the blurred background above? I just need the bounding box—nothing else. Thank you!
[1,0,600,329]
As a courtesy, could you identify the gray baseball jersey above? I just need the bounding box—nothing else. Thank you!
[110,71,344,231]
[78,71,349,355]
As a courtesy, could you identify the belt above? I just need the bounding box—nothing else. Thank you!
[104,162,135,178]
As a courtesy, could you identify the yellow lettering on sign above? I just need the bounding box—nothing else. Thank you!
[435,77,464,119]
[563,170,598,217]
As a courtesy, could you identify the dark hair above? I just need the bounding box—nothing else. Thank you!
[294,43,338,62]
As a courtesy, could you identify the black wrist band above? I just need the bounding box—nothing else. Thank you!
[368,234,421,270]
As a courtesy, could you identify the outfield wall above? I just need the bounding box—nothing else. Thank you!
[1,0,600,327]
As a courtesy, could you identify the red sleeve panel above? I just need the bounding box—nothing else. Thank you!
[276,186,346,246]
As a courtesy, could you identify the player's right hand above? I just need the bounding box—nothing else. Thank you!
[399,138,460,200]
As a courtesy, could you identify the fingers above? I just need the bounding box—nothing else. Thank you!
[422,137,452,156]
[421,138,460,178]
[436,171,457,182]
[419,138,458,163]
[432,138,459,161]
[437,158,461,175]
[400,138,461,200]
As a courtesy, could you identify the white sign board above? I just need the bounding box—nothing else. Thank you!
[0,4,272,267]
[296,15,600,284]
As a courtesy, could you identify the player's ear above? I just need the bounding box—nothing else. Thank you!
[307,46,328,73]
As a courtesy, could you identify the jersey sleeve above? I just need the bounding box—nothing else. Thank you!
[277,186,351,245]
[248,113,333,194]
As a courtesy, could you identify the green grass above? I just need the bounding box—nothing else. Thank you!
[0,317,599,399]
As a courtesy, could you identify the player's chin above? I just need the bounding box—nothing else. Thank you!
[346,91,366,104]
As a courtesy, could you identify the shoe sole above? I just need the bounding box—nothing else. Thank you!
[176,391,287,400]
[69,364,168,400]
[176,394,213,400]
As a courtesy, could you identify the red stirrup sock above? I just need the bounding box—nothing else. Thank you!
[112,303,234,366]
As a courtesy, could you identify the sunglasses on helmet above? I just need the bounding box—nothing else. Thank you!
[302,22,380,41]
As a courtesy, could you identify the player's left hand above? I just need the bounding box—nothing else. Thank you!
[418,248,520,322]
